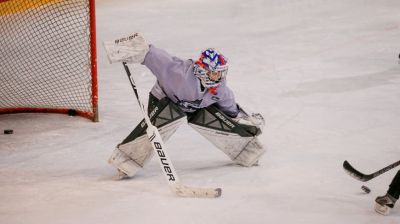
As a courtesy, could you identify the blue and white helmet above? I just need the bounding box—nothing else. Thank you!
[194,48,228,89]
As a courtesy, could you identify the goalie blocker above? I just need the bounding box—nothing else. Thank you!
[109,94,265,178]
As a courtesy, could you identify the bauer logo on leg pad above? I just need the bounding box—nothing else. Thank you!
[215,112,235,129]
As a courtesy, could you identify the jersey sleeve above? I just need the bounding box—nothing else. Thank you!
[142,45,192,80]
[215,84,239,117]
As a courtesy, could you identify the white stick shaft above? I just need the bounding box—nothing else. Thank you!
[146,125,181,184]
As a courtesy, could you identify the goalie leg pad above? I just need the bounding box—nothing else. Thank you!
[108,147,142,178]
[234,137,265,167]
[110,118,185,177]
[109,95,186,177]
[187,105,266,167]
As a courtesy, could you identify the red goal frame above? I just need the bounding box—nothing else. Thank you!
[0,0,98,122]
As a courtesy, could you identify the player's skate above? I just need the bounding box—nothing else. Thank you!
[375,193,397,215]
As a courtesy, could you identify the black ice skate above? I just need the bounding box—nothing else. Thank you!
[375,193,397,215]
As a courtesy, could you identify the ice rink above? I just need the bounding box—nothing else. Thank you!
[1,0,400,223]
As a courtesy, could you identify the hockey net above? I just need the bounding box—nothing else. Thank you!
[0,0,98,121]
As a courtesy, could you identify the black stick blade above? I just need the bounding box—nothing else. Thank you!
[343,160,400,182]
[343,160,372,182]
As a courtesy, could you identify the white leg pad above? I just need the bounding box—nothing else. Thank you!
[108,148,141,178]
[109,118,185,178]
[234,137,265,167]
[189,123,266,167]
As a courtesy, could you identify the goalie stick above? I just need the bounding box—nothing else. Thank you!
[122,62,222,198]
[343,160,400,182]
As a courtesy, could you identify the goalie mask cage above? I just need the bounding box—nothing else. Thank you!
[0,0,98,121]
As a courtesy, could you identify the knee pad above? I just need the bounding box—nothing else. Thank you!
[120,97,186,145]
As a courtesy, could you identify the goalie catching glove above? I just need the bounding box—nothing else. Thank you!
[232,106,265,133]
[103,32,149,64]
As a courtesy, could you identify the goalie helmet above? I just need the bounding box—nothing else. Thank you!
[194,48,228,91]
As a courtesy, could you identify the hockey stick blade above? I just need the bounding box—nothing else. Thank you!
[147,125,222,198]
[343,160,400,182]
[172,184,222,198]
[343,160,372,182]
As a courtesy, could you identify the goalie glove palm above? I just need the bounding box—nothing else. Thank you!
[103,32,149,64]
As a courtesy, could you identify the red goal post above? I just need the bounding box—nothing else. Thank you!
[0,0,98,121]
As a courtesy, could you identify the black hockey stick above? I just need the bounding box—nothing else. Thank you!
[122,62,221,198]
[343,160,400,182]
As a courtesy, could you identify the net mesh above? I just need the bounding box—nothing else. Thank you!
[0,0,97,121]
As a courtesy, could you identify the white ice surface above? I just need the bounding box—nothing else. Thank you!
[1,0,400,223]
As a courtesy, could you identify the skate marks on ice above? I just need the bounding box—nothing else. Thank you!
[281,67,400,97]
